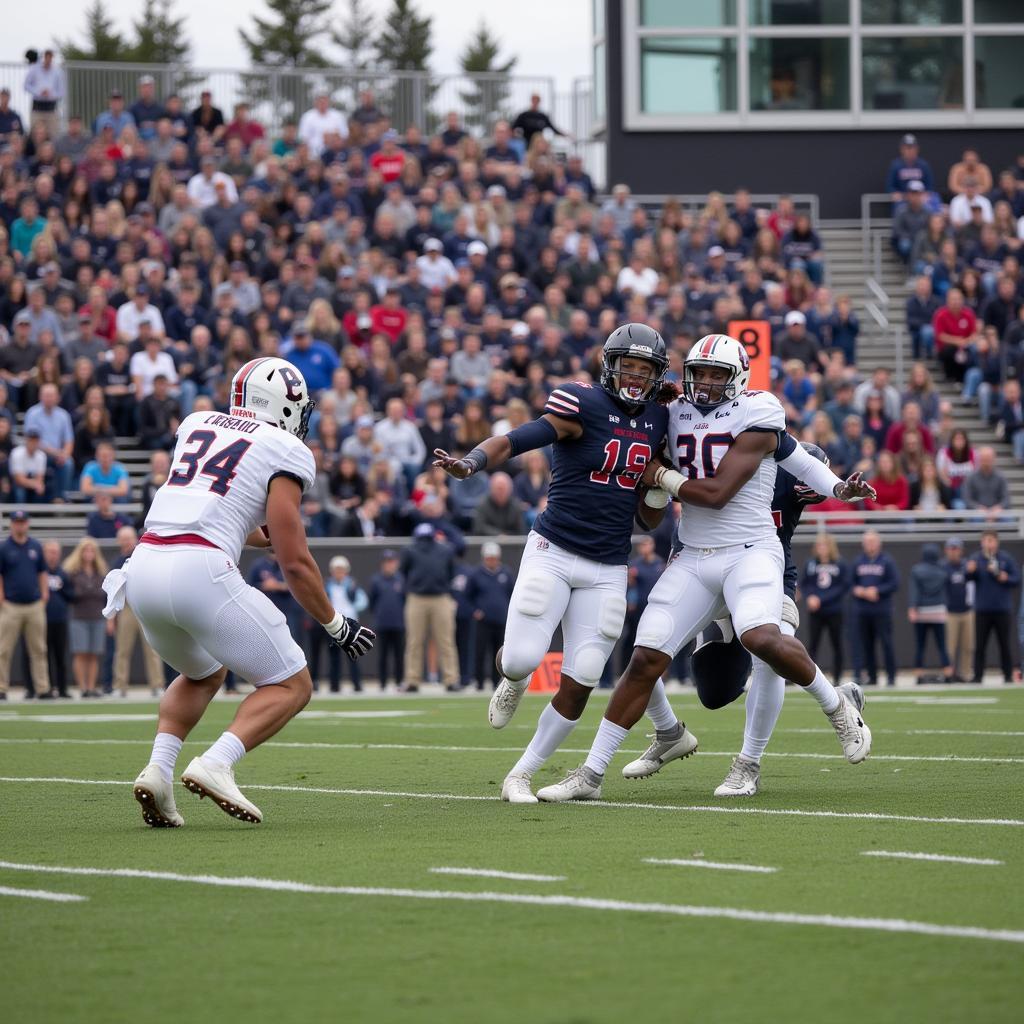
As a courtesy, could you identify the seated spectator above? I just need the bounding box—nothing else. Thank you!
[911,213,952,274]
[901,363,941,429]
[905,275,940,359]
[995,378,1024,462]
[807,411,843,468]
[782,359,816,425]
[116,284,165,342]
[961,445,1011,518]
[780,213,824,284]
[831,294,859,365]
[10,428,48,503]
[79,441,130,501]
[932,286,979,383]
[138,374,181,450]
[890,180,930,263]
[861,392,891,451]
[867,450,910,511]
[885,133,935,202]
[948,148,993,195]
[936,429,974,508]
[24,383,74,498]
[885,400,935,456]
[130,332,178,399]
[834,414,865,476]
[137,449,170,526]
[776,311,821,370]
[980,274,1019,338]
[929,238,964,298]
[512,449,550,525]
[471,472,525,535]
[281,322,340,394]
[910,457,953,511]
[949,178,993,228]
[374,398,426,488]
[85,492,132,539]
[961,326,1002,422]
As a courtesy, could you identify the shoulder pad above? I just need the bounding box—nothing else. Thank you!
[739,390,786,431]
[544,385,584,420]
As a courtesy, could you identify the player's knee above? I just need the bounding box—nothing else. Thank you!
[740,624,783,662]
[500,639,546,684]
[552,675,591,720]
[634,605,675,654]
[565,644,606,688]
[626,645,669,683]
[287,669,314,712]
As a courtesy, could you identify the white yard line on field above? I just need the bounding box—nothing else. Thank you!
[643,858,777,874]
[429,867,566,882]
[0,710,422,724]
[0,860,1019,945]
[861,851,1004,866]
[1,736,1018,765]
[0,885,87,903]
[1,776,1021,827]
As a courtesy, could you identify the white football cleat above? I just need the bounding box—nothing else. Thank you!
[488,679,527,730]
[837,681,865,713]
[537,766,603,803]
[826,693,872,764]
[621,724,699,779]
[133,763,184,827]
[713,755,761,797]
[501,772,538,804]
[180,756,263,823]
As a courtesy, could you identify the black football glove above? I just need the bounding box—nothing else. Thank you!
[325,615,376,661]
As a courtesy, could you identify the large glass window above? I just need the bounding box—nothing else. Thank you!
[641,37,738,114]
[974,0,1023,22]
[748,0,848,25]
[861,0,961,24]
[861,36,964,110]
[749,37,850,110]
[639,0,737,27]
[974,37,1024,109]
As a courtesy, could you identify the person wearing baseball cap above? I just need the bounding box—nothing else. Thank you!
[943,537,972,682]
[368,550,407,690]
[886,131,935,201]
[0,509,53,699]
[322,556,368,693]
[777,308,822,370]
[467,542,514,691]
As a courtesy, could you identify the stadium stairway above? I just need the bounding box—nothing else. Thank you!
[820,221,1024,507]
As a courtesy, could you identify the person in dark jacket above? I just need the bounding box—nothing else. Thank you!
[467,541,515,690]
[801,533,850,684]
[623,536,665,676]
[944,536,974,681]
[400,524,457,692]
[450,557,475,690]
[908,544,953,681]
[905,276,941,360]
[368,549,405,690]
[42,540,72,697]
[850,530,900,686]
[968,531,1020,682]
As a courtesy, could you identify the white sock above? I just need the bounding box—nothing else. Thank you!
[644,677,679,733]
[741,660,785,762]
[203,730,247,769]
[150,732,183,784]
[513,703,577,777]
[803,665,840,714]
[584,718,630,776]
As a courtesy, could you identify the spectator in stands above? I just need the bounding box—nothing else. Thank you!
[0,86,25,142]
[10,428,48,503]
[936,430,974,509]
[802,533,849,683]
[1,311,42,409]
[137,449,169,526]
[980,275,1019,338]
[129,75,164,140]
[471,472,525,536]
[911,213,952,274]
[910,457,953,511]
[867,450,910,511]
[932,286,978,383]
[375,398,426,487]
[79,441,130,501]
[885,400,934,455]
[891,180,930,262]
[942,536,974,682]
[187,155,238,209]
[85,492,130,539]
[781,358,816,425]
[781,213,824,284]
[968,531,1019,683]
[850,530,900,687]
[901,363,941,428]
[885,133,935,202]
[860,392,891,452]
[961,327,1001,422]
[63,537,107,698]
[906,275,940,359]
[466,541,514,691]
[949,178,994,228]
[368,549,405,690]
[908,544,953,682]
[776,310,821,370]
[401,523,458,692]
[281,321,340,393]
[0,509,51,699]
[948,149,993,195]
[298,91,349,159]
[137,375,181,451]
[996,378,1024,461]
[42,540,71,698]
[117,284,166,342]
[962,445,1011,518]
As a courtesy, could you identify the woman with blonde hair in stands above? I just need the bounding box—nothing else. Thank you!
[701,190,730,237]
[104,199,127,240]
[307,298,344,351]
[902,361,940,427]
[64,538,109,699]
[148,164,174,212]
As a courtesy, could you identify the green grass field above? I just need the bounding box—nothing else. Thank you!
[2,687,1022,1024]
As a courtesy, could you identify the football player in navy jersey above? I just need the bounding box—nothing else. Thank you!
[434,324,694,803]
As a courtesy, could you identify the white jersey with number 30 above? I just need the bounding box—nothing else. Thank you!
[669,390,785,548]
[144,410,316,562]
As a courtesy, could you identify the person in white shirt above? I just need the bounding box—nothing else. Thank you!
[116,286,166,341]
[130,335,178,399]
[24,50,65,138]
[616,252,659,298]
[10,431,49,502]
[297,93,349,158]
[187,156,239,209]
[949,179,994,228]
[373,397,426,487]
[415,239,457,291]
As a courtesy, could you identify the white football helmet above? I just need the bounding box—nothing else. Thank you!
[229,357,315,439]
[683,334,751,406]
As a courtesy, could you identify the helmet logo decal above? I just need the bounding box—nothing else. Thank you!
[279,366,304,402]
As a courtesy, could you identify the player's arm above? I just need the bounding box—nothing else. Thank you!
[265,476,374,660]
[433,413,581,479]
[773,433,877,502]
[635,489,668,530]
[244,526,272,549]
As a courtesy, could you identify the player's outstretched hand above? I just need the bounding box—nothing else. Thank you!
[432,448,473,479]
[325,615,376,661]
[833,471,877,503]
[654,380,682,405]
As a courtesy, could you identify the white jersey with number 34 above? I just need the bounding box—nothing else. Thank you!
[144,410,316,562]
[669,390,785,548]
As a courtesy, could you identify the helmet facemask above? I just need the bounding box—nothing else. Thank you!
[603,353,664,407]
[684,361,738,407]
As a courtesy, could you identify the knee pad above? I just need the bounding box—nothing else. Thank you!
[565,644,607,688]
[635,606,676,653]
[691,634,752,709]
[781,595,800,631]
[513,574,550,618]
[499,642,546,684]
[598,593,627,640]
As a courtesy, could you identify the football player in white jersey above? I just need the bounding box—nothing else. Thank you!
[538,335,876,802]
[113,357,375,827]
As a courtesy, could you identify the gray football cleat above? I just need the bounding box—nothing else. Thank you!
[826,693,872,764]
[621,723,699,779]
[713,755,761,797]
[537,765,603,803]
[501,772,539,804]
[837,681,865,714]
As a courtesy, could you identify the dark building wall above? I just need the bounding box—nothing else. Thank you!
[601,0,1022,218]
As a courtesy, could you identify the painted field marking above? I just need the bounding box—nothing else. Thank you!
[643,858,777,874]
[429,867,566,882]
[0,737,1019,766]
[862,851,1005,866]
[1,776,1021,827]
[0,885,87,903]
[0,710,423,724]
[0,860,1019,945]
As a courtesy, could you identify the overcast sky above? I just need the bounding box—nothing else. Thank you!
[7,0,592,91]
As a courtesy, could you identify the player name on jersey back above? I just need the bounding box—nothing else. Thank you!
[143,411,316,562]
[670,390,785,549]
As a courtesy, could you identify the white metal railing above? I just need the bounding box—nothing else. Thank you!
[796,508,1024,542]
[861,192,895,280]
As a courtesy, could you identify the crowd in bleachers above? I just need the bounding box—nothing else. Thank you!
[0,82,1022,536]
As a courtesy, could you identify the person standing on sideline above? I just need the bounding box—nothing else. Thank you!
[943,536,974,681]
[65,537,108,698]
[467,542,515,691]
[908,544,953,682]
[450,554,475,691]
[43,541,72,698]
[850,530,900,686]
[401,523,458,693]
[111,526,165,696]
[0,510,51,699]
[368,549,405,690]
[968,531,1019,683]
[624,536,664,675]
[322,556,368,693]
[24,49,64,139]
[801,533,850,684]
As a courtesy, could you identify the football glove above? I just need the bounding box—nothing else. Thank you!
[325,614,376,661]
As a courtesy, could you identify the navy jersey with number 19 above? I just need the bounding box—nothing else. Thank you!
[533,382,669,565]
